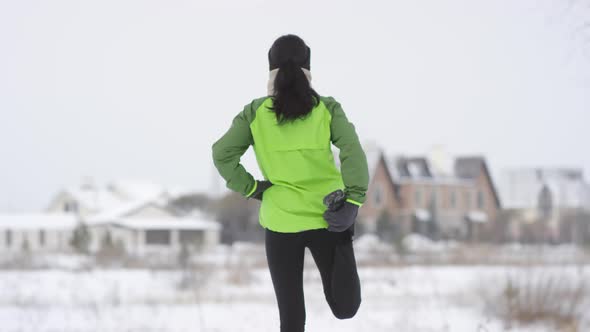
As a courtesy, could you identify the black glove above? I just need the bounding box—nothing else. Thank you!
[248,180,273,201]
[323,190,358,232]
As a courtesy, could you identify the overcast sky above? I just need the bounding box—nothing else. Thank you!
[1,0,588,212]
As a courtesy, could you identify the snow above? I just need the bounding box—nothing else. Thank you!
[112,217,221,230]
[414,208,431,221]
[403,233,448,253]
[1,265,587,332]
[57,179,170,218]
[467,210,488,223]
[88,199,167,224]
[60,185,123,213]
[0,214,78,229]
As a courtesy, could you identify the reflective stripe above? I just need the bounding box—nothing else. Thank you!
[346,198,362,207]
[246,180,258,197]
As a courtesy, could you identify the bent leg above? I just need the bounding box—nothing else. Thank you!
[306,229,361,319]
[265,228,307,332]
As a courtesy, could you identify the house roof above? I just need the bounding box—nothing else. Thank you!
[111,217,221,231]
[455,157,502,208]
[498,168,590,209]
[0,214,78,230]
[395,157,432,178]
[375,153,402,201]
[367,150,501,210]
[50,179,171,213]
[87,198,172,224]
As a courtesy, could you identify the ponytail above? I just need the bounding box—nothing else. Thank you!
[270,59,320,124]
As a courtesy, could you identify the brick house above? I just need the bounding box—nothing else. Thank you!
[358,150,501,242]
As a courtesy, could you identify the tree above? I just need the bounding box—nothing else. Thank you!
[211,192,261,244]
[169,193,213,216]
[70,221,91,254]
[376,210,395,242]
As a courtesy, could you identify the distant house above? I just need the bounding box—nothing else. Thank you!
[0,179,221,254]
[0,214,77,252]
[497,168,590,243]
[359,147,501,242]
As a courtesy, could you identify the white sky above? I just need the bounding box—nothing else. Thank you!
[1,0,589,212]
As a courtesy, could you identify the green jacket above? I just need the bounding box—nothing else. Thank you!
[212,96,369,233]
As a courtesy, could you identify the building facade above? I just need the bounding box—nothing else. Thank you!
[497,168,590,243]
[359,149,501,242]
[0,180,221,255]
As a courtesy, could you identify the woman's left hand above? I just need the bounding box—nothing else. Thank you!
[249,180,273,201]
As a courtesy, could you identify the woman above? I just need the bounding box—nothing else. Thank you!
[211,34,369,332]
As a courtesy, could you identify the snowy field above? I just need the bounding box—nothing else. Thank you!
[1,262,589,332]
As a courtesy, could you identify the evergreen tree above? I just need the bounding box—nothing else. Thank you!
[70,221,91,254]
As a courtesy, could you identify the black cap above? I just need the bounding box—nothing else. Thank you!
[268,34,311,71]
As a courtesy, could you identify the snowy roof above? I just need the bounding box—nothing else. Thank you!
[0,214,78,230]
[87,198,171,224]
[53,179,170,213]
[498,168,590,209]
[57,186,122,212]
[106,180,170,200]
[395,176,474,186]
[110,217,221,231]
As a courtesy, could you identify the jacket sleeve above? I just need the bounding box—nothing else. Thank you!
[328,99,369,206]
[211,105,258,198]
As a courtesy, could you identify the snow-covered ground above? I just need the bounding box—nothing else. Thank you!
[1,262,588,332]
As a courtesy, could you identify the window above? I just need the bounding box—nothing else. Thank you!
[429,190,437,209]
[450,190,456,209]
[64,201,78,213]
[39,230,45,247]
[414,188,422,207]
[145,230,171,245]
[179,230,202,245]
[464,191,471,209]
[5,230,11,247]
[373,184,383,207]
[477,191,485,209]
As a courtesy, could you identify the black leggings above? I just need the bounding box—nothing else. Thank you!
[265,227,361,332]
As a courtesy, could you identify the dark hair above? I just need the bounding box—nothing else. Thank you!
[268,35,320,124]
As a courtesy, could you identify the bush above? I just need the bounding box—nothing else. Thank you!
[479,267,588,330]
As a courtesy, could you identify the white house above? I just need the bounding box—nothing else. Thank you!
[0,214,77,252]
[0,179,221,255]
[497,168,590,242]
[498,168,590,211]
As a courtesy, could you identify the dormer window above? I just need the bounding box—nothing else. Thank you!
[64,201,79,213]
[408,163,422,177]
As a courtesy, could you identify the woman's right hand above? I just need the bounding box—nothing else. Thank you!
[323,201,358,232]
